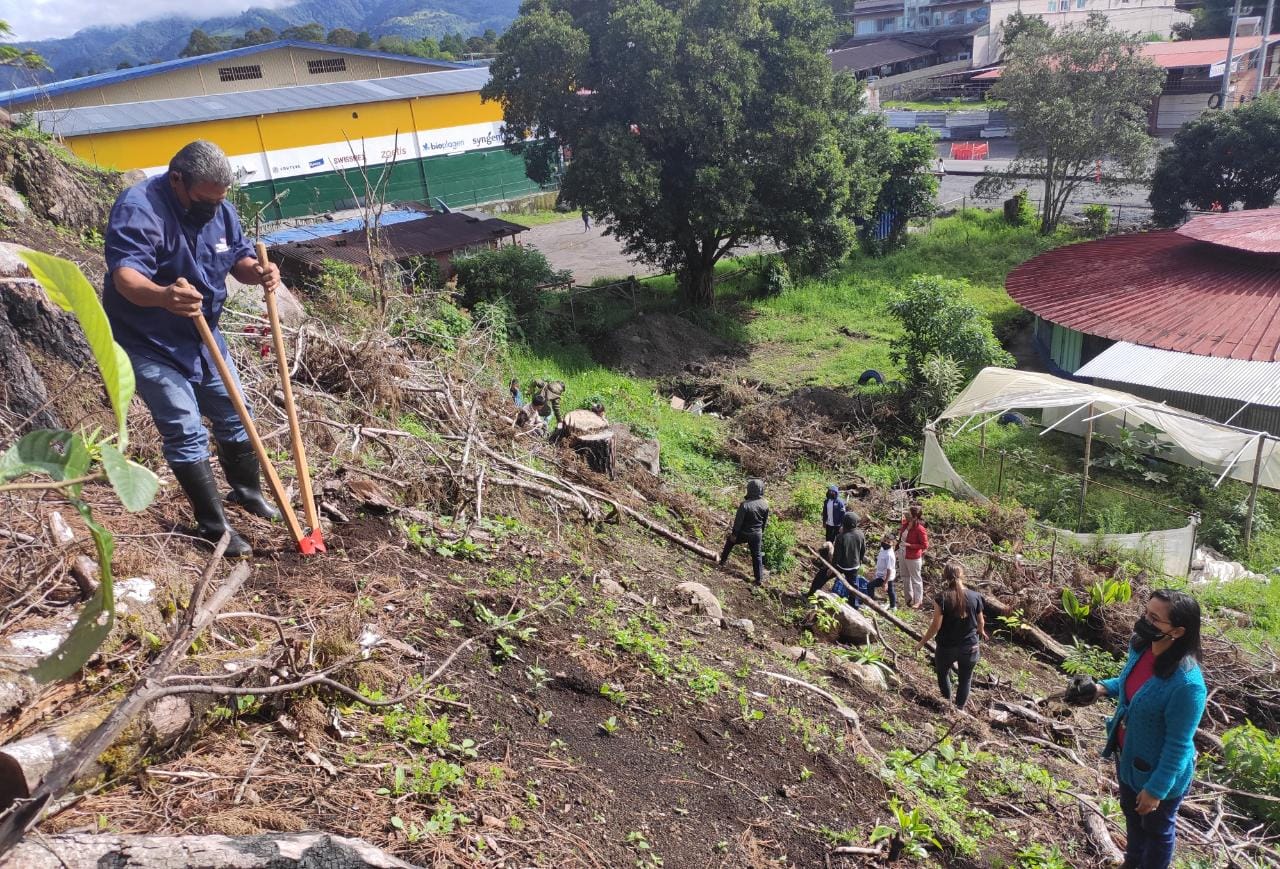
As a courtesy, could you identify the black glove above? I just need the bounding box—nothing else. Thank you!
[1064,674,1098,706]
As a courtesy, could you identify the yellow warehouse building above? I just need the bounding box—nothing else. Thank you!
[4,45,548,220]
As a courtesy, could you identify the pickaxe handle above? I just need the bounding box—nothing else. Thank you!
[255,242,323,554]
[191,307,306,548]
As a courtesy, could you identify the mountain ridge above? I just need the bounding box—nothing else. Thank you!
[2,0,518,89]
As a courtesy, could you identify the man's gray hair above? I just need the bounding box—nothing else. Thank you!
[169,140,233,187]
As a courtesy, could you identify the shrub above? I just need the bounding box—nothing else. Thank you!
[762,522,796,573]
[887,275,1014,385]
[761,258,793,297]
[453,245,570,340]
[312,258,373,306]
[1220,723,1280,827]
[790,485,824,523]
[1003,190,1035,226]
[1082,204,1112,237]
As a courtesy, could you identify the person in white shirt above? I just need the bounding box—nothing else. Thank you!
[866,534,898,609]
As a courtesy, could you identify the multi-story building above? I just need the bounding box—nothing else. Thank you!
[839,0,1192,72]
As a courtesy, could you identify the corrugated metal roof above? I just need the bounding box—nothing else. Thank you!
[1006,230,1280,362]
[29,66,492,138]
[1077,341,1280,407]
[259,208,431,246]
[830,40,936,73]
[269,211,528,270]
[0,40,466,108]
[973,36,1265,80]
[1177,209,1280,254]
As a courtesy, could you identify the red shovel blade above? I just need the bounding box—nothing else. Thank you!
[298,528,327,556]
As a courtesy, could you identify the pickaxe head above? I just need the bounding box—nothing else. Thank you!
[298,528,327,556]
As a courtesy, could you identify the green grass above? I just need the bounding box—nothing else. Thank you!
[509,342,735,502]
[506,209,583,227]
[707,210,1067,389]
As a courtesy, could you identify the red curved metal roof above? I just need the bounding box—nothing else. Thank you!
[1177,209,1280,254]
[1005,231,1280,362]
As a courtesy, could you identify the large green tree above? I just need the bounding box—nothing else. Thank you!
[863,127,937,251]
[483,0,891,306]
[976,14,1165,235]
[1149,94,1280,226]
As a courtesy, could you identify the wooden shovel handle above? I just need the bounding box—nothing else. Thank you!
[193,312,304,545]
[255,242,320,534]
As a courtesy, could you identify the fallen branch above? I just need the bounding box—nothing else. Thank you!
[0,831,414,869]
[1080,804,1124,866]
[0,537,249,857]
[758,670,858,725]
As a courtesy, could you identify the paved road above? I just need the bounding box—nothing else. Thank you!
[522,143,1158,283]
[933,140,1155,220]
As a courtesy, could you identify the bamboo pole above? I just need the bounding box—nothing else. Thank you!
[1244,436,1267,552]
[191,308,304,545]
[1077,402,1095,532]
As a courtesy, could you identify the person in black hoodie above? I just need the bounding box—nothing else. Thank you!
[832,511,868,606]
[719,478,769,585]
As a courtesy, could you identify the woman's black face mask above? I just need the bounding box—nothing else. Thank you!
[1133,616,1167,644]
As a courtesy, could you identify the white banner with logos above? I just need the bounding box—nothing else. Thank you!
[138,120,507,182]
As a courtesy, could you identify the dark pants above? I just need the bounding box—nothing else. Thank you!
[934,644,979,709]
[1118,779,1184,869]
[809,566,834,596]
[720,532,764,584]
[867,575,896,608]
[824,526,838,543]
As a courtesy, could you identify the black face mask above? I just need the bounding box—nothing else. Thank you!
[185,199,218,227]
[1133,616,1167,644]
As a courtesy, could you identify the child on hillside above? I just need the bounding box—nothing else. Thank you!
[866,534,898,609]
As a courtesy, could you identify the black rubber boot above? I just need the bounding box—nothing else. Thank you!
[171,459,252,558]
[216,440,280,521]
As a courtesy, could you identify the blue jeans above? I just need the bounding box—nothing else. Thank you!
[131,351,249,464]
[1118,778,1184,869]
[833,569,866,605]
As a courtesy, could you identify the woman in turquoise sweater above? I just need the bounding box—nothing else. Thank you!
[1091,590,1206,869]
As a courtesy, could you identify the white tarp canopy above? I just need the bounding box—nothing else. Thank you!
[935,367,1280,491]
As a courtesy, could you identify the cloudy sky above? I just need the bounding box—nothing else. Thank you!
[0,0,297,41]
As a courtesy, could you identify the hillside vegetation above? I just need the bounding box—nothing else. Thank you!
[1,134,1278,868]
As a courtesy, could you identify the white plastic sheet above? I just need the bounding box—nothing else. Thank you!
[937,368,1280,490]
[920,429,1197,577]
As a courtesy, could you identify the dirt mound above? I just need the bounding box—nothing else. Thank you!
[593,311,740,378]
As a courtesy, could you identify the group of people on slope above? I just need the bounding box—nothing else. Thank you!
[718,479,1207,869]
[810,488,929,611]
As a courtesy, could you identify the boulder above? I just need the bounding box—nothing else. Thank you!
[812,591,879,645]
[830,658,888,693]
[722,617,754,639]
[227,275,305,328]
[673,581,723,620]
[0,184,28,218]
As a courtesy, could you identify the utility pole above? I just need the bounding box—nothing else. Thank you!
[1257,0,1277,98]
[1221,0,1244,109]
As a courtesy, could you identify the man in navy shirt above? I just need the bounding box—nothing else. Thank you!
[105,140,282,558]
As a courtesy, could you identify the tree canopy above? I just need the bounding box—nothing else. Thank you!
[0,19,46,70]
[1149,94,1280,226]
[863,127,938,252]
[976,14,1164,234]
[483,0,894,306]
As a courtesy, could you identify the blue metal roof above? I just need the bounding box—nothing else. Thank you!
[0,40,467,108]
[30,66,491,137]
[260,209,430,246]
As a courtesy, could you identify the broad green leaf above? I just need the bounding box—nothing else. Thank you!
[0,430,90,488]
[99,444,159,512]
[18,250,135,448]
[27,499,115,684]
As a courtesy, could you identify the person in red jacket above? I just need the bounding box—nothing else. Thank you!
[898,504,929,609]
